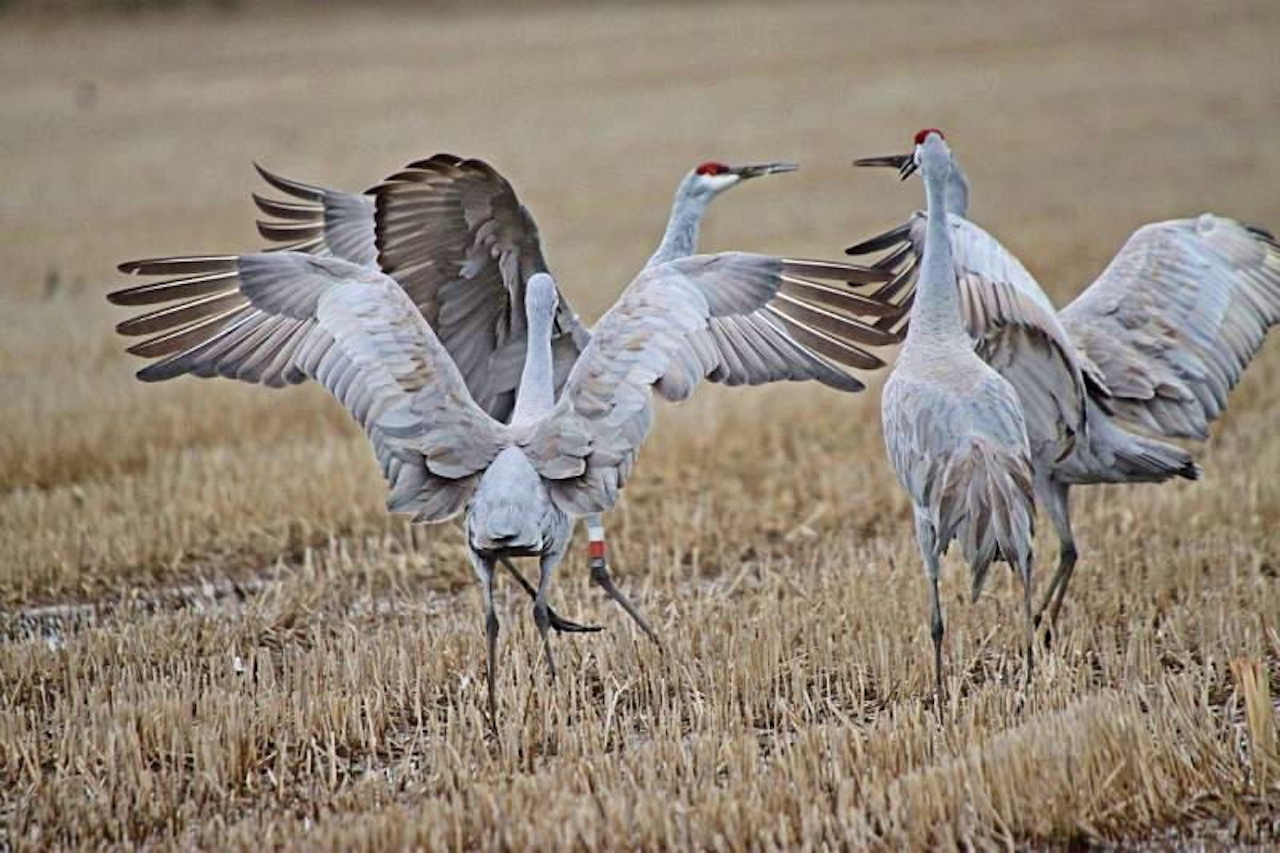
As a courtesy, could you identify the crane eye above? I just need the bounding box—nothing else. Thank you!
[695,162,729,176]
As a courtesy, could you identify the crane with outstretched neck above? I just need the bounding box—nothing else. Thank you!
[880,130,1037,704]
[851,131,1280,634]
[110,229,906,723]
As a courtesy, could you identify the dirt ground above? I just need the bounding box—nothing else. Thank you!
[2,1,1279,848]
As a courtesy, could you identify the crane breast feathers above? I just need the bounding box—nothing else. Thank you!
[883,378,1035,598]
[1059,216,1280,439]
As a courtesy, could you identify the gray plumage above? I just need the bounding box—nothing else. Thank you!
[249,156,895,420]
[252,155,582,420]
[110,245,906,719]
[851,134,1280,631]
[189,154,905,643]
[880,133,1037,704]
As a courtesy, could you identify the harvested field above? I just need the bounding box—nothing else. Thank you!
[2,1,1279,847]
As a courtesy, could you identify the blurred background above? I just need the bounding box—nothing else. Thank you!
[4,1,1278,313]
[2,3,1279,847]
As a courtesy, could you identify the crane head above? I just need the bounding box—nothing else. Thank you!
[854,129,946,181]
[687,160,799,195]
[525,272,560,322]
[914,130,951,175]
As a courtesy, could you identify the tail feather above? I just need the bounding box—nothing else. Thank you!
[1107,429,1201,484]
[1057,403,1202,485]
[934,437,1036,601]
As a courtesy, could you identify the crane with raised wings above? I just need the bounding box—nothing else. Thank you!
[850,129,1280,634]
[200,154,900,642]
[109,246,906,722]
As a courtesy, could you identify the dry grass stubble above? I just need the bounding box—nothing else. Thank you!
[2,1,1279,847]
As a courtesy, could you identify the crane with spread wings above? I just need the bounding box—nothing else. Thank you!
[109,164,909,719]
[850,130,1280,635]
[145,154,904,643]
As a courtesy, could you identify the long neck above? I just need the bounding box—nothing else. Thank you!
[510,304,555,424]
[947,160,970,217]
[646,183,710,268]
[905,162,968,348]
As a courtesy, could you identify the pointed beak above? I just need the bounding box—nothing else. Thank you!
[854,152,917,181]
[733,161,800,179]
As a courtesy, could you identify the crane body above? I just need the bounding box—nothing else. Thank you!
[881,131,1037,702]
[852,134,1280,631]
[110,243,905,721]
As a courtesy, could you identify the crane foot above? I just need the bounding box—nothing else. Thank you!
[499,556,604,634]
[590,556,663,650]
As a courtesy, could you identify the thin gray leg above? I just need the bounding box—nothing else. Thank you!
[591,557,661,647]
[915,510,945,713]
[585,514,662,648]
[1019,549,1035,689]
[470,554,500,731]
[533,552,560,682]
[1033,479,1078,636]
[498,556,602,634]
[929,570,944,705]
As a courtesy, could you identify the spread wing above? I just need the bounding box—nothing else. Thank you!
[373,154,588,417]
[251,156,915,423]
[850,212,1091,462]
[252,155,589,421]
[108,252,505,522]
[252,164,379,265]
[1059,216,1280,440]
[521,253,907,515]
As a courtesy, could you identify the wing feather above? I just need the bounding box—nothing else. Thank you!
[252,164,379,267]
[1060,216,1280,439]
[254,158,590,423]
[523,253,903,515]
[850,212,1088,463]
[109,252,505,521]
[372,154,587,418]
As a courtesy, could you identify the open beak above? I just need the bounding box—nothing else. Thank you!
[854,153,917,181]
[733,161,800,179]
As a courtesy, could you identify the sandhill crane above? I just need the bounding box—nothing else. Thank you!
[108,249,905,721]
[243,155,848,642]
[851,131,1280,633]
[881,131,1037,703]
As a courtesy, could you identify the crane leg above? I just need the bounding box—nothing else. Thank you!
[929,570,945,710]
[1041,540,1078,633]
[1033,480,1077,644]
[1020,551,1035,691]
[498,557,603,634]
[590,556,662,648]
[916,511,945,715]
[533,553,560,683]
[471,554,501,734]
[586,516,662,649]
